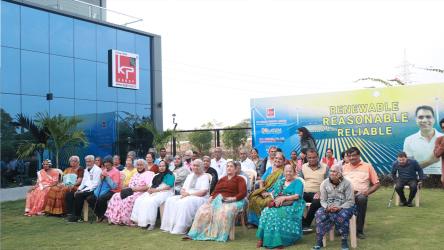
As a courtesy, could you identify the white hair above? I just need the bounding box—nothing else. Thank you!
[185,150,193,156]
[331,164,342,174]
[275,152,286,161]
[136,159,147,165]
[202,155,211,161]
[214,147,223,153]
[85,155,95,162]
[69,156,80,162]
[239,149,248,155]
[149,148,157,154]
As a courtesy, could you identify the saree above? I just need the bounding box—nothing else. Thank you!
[256,178,305,248]
[188,194,244,242]
[247,167,284,226]
[25,169,58,215]
[315,204,359,240]
[44,167,83,214]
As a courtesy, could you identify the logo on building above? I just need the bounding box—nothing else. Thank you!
[261,128,282,134]
[266,108,275,118]
[109,49,139,89]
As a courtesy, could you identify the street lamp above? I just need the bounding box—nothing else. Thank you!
[172,114,177,155]
[172,114,177,130]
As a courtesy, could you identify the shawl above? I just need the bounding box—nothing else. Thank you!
[151,167,173,188]
[247,167,284,216]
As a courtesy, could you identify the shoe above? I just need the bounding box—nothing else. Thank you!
[407,203,413,207]
[303,226,313,232]
[67,217,83,223]
[311,246,323,250]
[399,202,407,207]
[147,225,156,231]
[357,232,366,239]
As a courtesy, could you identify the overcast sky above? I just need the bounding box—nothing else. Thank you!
[108,0,444,130]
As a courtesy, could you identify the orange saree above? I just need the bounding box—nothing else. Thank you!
[25,169,58,216]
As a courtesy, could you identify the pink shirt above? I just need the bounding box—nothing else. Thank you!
[103,167,122,193]
[184,161,194,174]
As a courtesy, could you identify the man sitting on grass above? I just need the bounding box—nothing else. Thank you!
[391,151,424,207]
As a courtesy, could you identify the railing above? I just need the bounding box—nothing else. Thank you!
[26,0,143,27]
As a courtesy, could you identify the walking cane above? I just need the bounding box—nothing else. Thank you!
[90,178,105,224]
[388,189,396,209]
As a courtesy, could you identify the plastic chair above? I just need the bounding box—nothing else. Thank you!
[322,176,357,249]
[395,185,420,207]
[159,172,177,224]
[243,169,257,191]
[229,175,247,240]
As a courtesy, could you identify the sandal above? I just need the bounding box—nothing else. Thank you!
[248,224,256,229]
[255,240,263,248]
[181,236,193,241]
[97,216,106,223]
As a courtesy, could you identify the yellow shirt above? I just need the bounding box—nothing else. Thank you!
[123,168,137,186]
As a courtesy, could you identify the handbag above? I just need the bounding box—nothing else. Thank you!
[267,195,293,208]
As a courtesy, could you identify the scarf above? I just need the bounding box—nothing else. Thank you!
[174,162,183,170]
[151,167,173,188]
[329,176,344,185]
[190,163,204,190]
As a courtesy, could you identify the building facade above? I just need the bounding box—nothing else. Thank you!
[1,0,162,170]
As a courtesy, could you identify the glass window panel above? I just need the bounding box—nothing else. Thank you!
[96,25,116,63]
[50,98,74,117]
[49,13,74,57]
[1,47,21,94]
[135,69,151,104]
[136,104,151,121]
[97,102,117,157]
[98,101,117,114]
[50,55,74,98]
[97,62,117,102]
[21,6,49,53]
[1,1,20,49]
[116,30,135,53]
[22,95,49,119]
[75,99,97,155]
[117,88,136,104]
[75,59,96,100]
[135,34,151,70]
[21,50,49,96]
[74,20,96,61]
[1,94,21,162]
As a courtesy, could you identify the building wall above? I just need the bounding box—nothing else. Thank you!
[1,0,160,170]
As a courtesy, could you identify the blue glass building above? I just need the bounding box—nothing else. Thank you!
[1,0,163,171]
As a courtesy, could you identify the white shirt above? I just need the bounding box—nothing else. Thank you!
[266,157,274,170]
[78,164,102,192]
[158,157,166,162]
[240,158,255,171]
[403,128,443,174]
[210,158,227,179]
[182,174,210,197]
[168,162,175,171]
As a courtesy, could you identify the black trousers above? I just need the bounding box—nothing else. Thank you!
[65,191,94,217]
[86,191,115,218]
[302,192,322,228]
[354,191,367,231]
[395,178,418,204]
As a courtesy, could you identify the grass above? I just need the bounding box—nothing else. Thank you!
[1,187,443,249]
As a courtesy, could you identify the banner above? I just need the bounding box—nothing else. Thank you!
[251,82,444,175]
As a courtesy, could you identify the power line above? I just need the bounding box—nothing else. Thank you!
[163,59,354,85]
[163,67,355,89]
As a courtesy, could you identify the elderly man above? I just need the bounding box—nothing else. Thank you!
[239,149,255,171]
[66,155,102,223]
[259,146,277,179]
[86,155,121,222]
[299,149,330,232]
[210,147,227,179]
[172,155,191,195]
[235,161,251,195]
[184,150,194,173]
[158,148,167,162]
[149,148,161,165]
[113,155,124,171]
[342,147,380,239]
[391,151,424,207]
[165,155,175,170]
[433,118,444,190]
[404,105,442,170]
[128,150,139,168]
[313,165,358,250]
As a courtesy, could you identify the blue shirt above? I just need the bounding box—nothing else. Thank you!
[391,159,424,183]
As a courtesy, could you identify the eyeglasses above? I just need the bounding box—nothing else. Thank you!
[284,171,294,173]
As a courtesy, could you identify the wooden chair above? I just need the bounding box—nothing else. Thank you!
[229,175,247,240]
[159,172,177,224]
[395,185,420,207]
[243,169,257,191]
[322,176,357,249]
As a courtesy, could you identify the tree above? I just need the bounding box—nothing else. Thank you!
[28,111,89,169]
[188,130,213,156]
[12,113,51,162]
[136,121,177,152]
[222,125,248,160]
[1,109,21,161]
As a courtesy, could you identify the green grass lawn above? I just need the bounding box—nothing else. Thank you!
[1,187,443,249]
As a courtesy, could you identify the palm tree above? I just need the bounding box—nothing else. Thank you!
[13,113,51,162]
[34,111,89,169]
[137,121,178,152]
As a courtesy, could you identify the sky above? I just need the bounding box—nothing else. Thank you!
[107,0,444,130]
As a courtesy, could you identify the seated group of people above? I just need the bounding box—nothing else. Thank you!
[24,145,425,250]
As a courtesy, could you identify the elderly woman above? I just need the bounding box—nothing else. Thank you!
[202,156,218,194]
[25,160,59,216]
[182,161,247,242]
[247,152,286,228]
[172,155,191,195]
[95,156,104,170]
[123,157,137,186]
[145,152,159,174]
[44,156,84,215]
[131,161,175,230]
[161,159,209,234]
[105,159,154,226]
[312,165,358,250]
[255,165,305,249]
